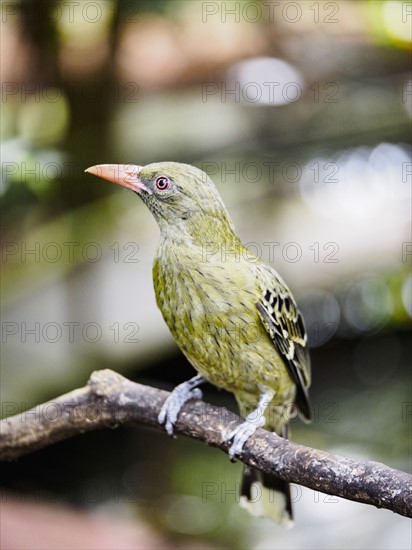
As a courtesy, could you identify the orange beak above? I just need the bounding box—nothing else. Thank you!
[85,164,152,194]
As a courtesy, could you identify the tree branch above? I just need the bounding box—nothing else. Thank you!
[1,369,410,518]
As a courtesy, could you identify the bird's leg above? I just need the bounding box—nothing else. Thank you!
[225,388,275,460]
[158,375,205,436]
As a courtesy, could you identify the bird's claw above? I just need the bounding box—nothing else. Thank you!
[158,385,203,436]
[225,417,266,461]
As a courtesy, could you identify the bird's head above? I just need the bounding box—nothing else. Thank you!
[85,161,235,238]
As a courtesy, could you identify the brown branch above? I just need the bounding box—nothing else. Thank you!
[0,369,411,518]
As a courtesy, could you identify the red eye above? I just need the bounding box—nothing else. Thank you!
[155,176,171,191]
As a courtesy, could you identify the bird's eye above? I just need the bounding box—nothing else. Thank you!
[155,176,171,191]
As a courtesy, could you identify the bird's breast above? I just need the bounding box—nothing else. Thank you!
[152,246,288,394]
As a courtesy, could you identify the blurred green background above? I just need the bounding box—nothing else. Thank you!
[1,0,411,548]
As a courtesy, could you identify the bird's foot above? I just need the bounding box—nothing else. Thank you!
[158,375,204,436]
[225,415,266,461]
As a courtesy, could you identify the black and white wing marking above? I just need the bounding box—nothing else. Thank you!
[256,281,312,421]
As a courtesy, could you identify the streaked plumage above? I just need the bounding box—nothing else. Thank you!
[86,161,311,524]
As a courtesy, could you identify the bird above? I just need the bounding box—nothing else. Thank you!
[85,161,311,525]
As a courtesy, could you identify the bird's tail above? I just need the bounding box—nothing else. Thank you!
[239,425,293,526]
[240,465,293,526]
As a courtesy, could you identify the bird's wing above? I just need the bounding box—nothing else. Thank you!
[255,267,311,421]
